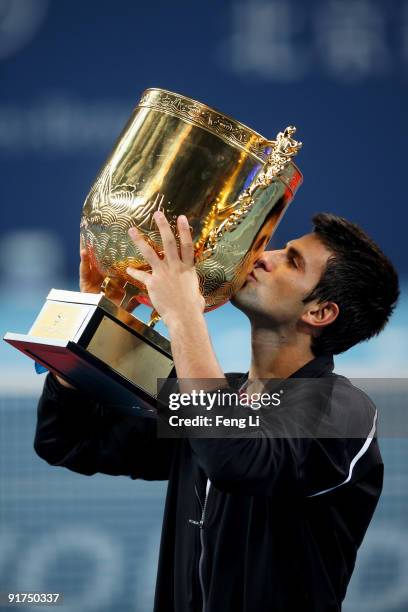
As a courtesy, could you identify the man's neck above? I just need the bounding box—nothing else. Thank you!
[248,323,315,380]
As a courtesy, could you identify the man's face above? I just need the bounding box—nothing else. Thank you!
[232,232,333,326]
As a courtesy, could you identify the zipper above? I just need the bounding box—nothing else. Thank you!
[189,478,211,611]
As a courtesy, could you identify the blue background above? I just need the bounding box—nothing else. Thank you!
[1,1,407,610]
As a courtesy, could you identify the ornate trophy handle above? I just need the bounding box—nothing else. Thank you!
[199,126,302,254]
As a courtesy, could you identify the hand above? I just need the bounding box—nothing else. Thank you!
[79,248,135,312]
[126,212,205,326]
[79,248,105,294]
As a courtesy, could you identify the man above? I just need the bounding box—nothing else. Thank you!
[34,212,399,611]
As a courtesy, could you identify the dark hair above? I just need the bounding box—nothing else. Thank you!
[303,213,400,355]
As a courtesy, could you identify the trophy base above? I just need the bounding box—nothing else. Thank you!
[4,289,174,410]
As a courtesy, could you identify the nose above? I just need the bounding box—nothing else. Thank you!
[254,249,283,272]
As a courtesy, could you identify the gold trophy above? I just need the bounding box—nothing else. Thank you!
[4,88,303,408]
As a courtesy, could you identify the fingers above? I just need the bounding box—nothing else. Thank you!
[79,247,103,293]
[128,226,161,267]
[126,267,150,285]
[129,213,195,268]
[153,211,179,262]
[80,248,88,262]
[177,215,194,267]
[79,249,90,274]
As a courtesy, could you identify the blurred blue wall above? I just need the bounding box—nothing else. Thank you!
[1,1,407,611]
[1,0,406,281]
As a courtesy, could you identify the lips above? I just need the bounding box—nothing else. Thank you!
[247,270,257,282]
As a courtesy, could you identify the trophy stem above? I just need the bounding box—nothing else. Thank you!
[100,277,142,313]
[148,310,161,328]
[120,282,144,312]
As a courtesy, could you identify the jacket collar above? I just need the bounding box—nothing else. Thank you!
[236,354,335,392]
[289,354,334,379]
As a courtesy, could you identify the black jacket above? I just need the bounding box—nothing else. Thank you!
[34,355,383,612]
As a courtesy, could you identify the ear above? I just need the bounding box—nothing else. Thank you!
[301,301,339,331]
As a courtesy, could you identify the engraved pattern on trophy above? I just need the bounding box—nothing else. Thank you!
[138,89,272,162]
[80,88,303,313]
[80,164,144,276]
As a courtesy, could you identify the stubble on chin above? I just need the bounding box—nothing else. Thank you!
[231,283,257,312]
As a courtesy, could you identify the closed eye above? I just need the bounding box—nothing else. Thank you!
[283,243,305,271]
[287,253,299,268]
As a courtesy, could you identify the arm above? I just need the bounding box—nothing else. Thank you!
[126,212,225,385]
[179,377,381,498]
[34,370,175,481]
[187,416,379,498]
[186,370,382,498]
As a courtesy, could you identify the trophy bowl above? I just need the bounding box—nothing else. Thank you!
[80,88,303,313]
